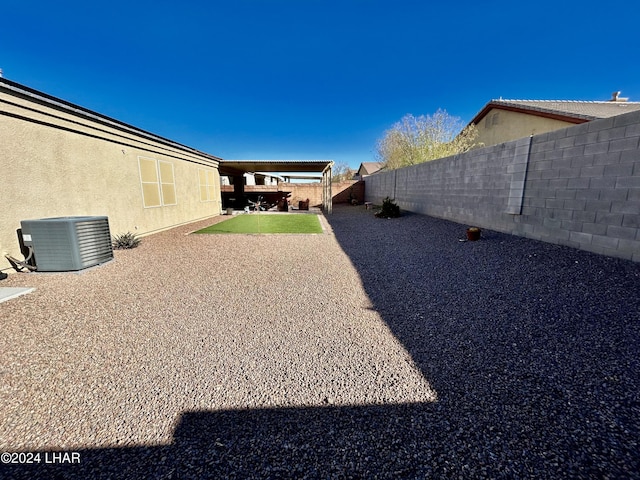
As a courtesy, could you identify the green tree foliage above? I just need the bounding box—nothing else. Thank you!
[376,110,480,170]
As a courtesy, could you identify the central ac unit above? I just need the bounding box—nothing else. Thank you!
[20,216,114,272]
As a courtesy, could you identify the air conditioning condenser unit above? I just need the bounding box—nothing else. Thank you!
[20,216,114,272]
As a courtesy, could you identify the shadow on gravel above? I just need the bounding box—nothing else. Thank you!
[7,403,469,479]
[6,207,640,479]
[323,206,640,478]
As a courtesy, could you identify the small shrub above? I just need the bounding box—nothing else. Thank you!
[112,231,141,249]
[375,197,400,218]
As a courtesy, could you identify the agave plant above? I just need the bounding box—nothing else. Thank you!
[112,231,141,249]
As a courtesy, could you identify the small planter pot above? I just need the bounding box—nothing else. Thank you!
[466,227,481,241]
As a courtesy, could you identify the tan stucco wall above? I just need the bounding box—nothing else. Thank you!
[1,87,221,270]
[475,108,576,147]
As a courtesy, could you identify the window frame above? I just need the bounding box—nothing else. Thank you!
[138,156,177,208]
[198,168,217,202]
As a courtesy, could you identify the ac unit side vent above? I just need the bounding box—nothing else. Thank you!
[75,220,114,268]
[20,216,114,272]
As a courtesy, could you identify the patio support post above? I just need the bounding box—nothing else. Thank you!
[233,175,245,210]
[328,166,332,214]
[322,173,325,211]
[322,163,333,214]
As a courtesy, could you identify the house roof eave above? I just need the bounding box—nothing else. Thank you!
[468,101,590,127]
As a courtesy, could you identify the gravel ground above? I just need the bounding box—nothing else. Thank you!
[1,205,639,479]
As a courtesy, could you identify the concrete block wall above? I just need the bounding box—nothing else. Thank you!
[365,110,640,262]
[364,141,521,231]
[518,111,640,260]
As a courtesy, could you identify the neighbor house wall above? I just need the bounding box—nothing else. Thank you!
[1,80,221,269]
[475,108,577,148]
[365,110,640,262]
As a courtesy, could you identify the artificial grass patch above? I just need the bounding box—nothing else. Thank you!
[195,214,323,234]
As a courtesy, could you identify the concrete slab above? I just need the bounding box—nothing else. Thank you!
[0,287,35,304]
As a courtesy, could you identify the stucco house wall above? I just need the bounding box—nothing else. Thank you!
[470,97,640,149]
[475,108,575,148]
[1,79,222,269]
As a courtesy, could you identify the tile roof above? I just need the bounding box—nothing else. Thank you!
[471,98,640,125]
[494,99,640,119]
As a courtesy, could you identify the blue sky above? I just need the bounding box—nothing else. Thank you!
[2,0,639,170]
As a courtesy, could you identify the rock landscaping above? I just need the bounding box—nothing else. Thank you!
[1,205,638,479]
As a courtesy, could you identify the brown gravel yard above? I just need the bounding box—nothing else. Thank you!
[1,206,639,479]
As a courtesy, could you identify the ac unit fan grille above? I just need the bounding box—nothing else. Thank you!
[75,220,114,268]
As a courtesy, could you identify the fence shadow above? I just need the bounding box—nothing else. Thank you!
[322,205,640,478]
[5,402,479,479]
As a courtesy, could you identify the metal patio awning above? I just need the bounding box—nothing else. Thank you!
[219,159,333,175]
[219,160,334,213]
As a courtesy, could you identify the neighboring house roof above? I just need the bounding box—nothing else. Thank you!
[357,162,383,176]
[470,94,640,126]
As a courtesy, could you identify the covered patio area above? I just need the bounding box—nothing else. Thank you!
[218,159,334,213]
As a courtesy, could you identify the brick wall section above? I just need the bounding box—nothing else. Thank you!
[280,182,323,206]
[365,110,640,262]
[281,181,364,207]
[332,181,365,204]
[221,185,283,193]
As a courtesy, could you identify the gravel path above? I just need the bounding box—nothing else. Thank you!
[1,206,639,479]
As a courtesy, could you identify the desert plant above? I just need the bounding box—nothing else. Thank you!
[348,186,358,205]
[375,197,400,218]
[112,231,141,249]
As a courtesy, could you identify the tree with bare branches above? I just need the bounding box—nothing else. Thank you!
[331,162,354,182]
[376,110,480,170]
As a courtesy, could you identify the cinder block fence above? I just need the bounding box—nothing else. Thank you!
[365,110,640,262]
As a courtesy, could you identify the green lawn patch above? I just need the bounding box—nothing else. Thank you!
[195,214,323,234]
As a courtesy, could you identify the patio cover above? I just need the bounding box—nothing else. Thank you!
[219,160,334,213]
